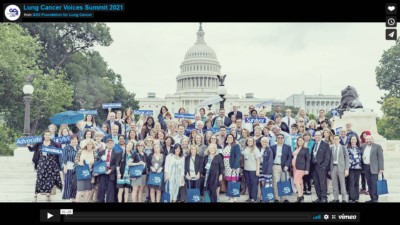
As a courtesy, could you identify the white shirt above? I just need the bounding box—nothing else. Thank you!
[333,145,340,164]
[363,145,372,165]
[173,134,187,145]
[274,145,283,164]
[282,117,296,130]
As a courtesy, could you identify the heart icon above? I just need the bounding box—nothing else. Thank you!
[388,6,396,11]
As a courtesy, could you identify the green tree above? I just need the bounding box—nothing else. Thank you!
[375,39,400,103]
[377,97,400,140]
[30,71,73,134]
[0,23,41,120]
[21,23,113,71]
[309,113,317,121]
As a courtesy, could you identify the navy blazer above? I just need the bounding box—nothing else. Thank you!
[228,111,243,120]
[184,155,203,177]
[294,147,311,171]
[212,116,232,127]
[312,141,331,169]
[271,144,292,170]
[261,147,274,175]
[228,144,241,169]
[97,149,120,181]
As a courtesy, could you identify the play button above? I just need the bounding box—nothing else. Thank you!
[40,210,60,222]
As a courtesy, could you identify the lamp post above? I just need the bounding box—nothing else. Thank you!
[23,80,34,136]
[217,75,227,110]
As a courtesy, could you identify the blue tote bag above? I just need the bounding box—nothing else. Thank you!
[186,180,201,203]
[278,172,293,197]
[76,161,91,180]
[93,160,107,175]
[147,172,164,186]
[129,164,145,178]
[377,174,389,195]
[262,186,274,202]
[226,170,240,197]
[161,181,170,203]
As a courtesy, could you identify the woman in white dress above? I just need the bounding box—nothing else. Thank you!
[164,144,185,202]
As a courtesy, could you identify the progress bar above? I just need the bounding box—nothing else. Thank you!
[60,212,360,222]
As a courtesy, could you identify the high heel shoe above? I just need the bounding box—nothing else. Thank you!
[296,196,304,203]
[300,196,304,203]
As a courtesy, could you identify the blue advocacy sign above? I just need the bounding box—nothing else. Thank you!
[102,103,122,109]
[52,135,71,144]
[174,113,195,119]
[16,136,42,146]
[42,146,63,155]
[245,117,267,124]
[77,110,98,115]
[134,110,153,116]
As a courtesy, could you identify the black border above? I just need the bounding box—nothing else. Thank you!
[0,0,392,22]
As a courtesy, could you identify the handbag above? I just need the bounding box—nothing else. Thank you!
[147,172,164,186]
[129,164,145,178]
[76,161,92,180]
[261,184,274,202]
[186,180,201,203]
[226,170,240,197]
[93,160,107,175]
[377,174,389,195]
[277,172,293,196]
[161,181,170,203]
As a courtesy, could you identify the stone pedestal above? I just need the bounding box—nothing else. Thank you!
[332,108,386,143]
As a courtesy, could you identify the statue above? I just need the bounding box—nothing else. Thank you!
[217,74,226,86]
[336,85,363,117]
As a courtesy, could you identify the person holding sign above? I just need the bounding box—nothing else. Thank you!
[28,130,63,202]
[117,141,134,203]
[105,112,122,135]
[222,134,241,202]
[62,135,80,201]
[130,141,148,202]
[147,143,165,203]
[75,139,96,202]
[202,144,224,203]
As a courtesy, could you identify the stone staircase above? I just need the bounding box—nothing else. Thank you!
[0,146,399,202]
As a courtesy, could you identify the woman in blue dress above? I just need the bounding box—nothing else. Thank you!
[62,135,80,201]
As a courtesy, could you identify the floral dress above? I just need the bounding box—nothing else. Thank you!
[222,145,240,181]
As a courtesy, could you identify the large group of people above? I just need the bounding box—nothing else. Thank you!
[27,105,385,203]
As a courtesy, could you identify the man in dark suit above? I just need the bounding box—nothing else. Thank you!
[311,131,331,203]
[228,105,243,120]
[105,112,122,135]
[212,108,231,128]
[97,138,121,203]
[271,134,293,203]
[361,135,384,203]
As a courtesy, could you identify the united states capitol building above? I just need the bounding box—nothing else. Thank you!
[136,24,340,115]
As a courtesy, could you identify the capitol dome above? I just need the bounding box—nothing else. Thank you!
[176,23,221,94]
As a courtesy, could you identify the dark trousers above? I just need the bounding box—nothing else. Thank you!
[244,170,258,200]
[303,175,312,192]
[364,165,378,201]
[349,169,361,201]
[312,165,328,200]
[361,172,367,190]
[97,175,116,203]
